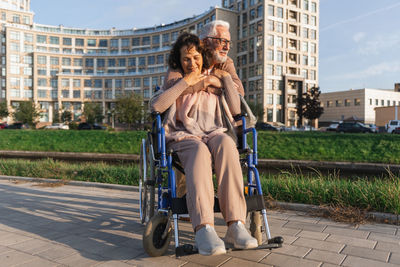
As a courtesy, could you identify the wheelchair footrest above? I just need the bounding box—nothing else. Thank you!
[175,244,198,257]
[228,241,282,251]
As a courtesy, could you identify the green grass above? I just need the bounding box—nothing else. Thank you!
[1,130,400,164]
[0,130,145,154]
[260,170,400,215]
[0,158,398,215]
[0,158,139,185]
[256,131,400,164]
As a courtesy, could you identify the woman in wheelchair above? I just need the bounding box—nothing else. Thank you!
[151,32,258,256]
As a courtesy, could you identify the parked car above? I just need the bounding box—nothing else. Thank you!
[282,126,299,131]
[386,120,400,133]
[298,126,317,131]
[255,122,281,131]
[78,122,107,130]
[92,123,107,130]
[366,124,378,133]
[392,127,400,134]
[77,122,92,130]
[326,123,339,132]
[44,123,69,130]
[0,123,8,129]
[336,122,373,133]
[5,122,29,129]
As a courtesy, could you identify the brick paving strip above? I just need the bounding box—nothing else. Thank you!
[0,179,400,267]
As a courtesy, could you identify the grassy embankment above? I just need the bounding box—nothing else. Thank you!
[0,158,398,215]
[1,130,400,163]
[1,130,399,215]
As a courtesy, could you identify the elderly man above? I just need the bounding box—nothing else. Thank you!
[156,20,257,256]
[164,20,244,97]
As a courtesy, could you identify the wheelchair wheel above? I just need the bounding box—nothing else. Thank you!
[143,213,172,257]
[139,138,155,224]
[250,211,263,245]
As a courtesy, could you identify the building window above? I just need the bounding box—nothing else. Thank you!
[99,39,108,47]
[336,100,342,107]
[142,36,150,45]
[345,99,351,107]
[87,39,96,46]
[128,58,136,66]
[74,58,83,66]
[37,35,47,44]
[267,94,273,104]
[276,7,283,18]
[85,58,94,67]
[75,38,84,46]
[110,39,118,48]
[132,37,140,46]
[38,90,47,98]
[97,58,105,67]
[355,99,361,106]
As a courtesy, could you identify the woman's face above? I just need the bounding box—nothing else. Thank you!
[180,45,202,75]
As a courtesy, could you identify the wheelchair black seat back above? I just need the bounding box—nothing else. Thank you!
[139,112,283,257]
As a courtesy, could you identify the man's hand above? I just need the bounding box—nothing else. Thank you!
[183,72,205,86]
[204,75,223,88]
[212,69,230,79]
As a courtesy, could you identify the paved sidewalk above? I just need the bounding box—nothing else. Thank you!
[0,179,399,267]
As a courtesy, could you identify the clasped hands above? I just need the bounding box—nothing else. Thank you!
[182,69,230,96]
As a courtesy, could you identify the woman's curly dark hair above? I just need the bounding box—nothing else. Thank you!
[168,32,212,72]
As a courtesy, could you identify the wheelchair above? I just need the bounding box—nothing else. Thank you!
[139,112,283,257]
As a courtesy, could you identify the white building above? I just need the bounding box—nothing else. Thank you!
[320,87,400,124]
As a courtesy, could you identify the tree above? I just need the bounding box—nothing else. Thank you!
[115,93,146,128]
[83,102,104,124]
[12,101,41,127]
[248,101,264,121]
[61,110,72,123]
[52,110,60,123]
[0,101,9,120]
[297,86,324,128]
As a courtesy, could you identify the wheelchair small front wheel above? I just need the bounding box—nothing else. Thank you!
[143,213,172,257]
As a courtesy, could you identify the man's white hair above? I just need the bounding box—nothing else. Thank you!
[199,20,230,40]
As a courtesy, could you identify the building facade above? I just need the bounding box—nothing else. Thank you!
[319,87,400,125]
[0,1,237,126]
[1,0,318,127]
[222,0,319,126]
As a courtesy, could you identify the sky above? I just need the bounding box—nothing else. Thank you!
[30,0,400,93]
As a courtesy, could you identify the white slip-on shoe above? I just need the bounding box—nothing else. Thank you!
[225,221,258,249]
[195,224,226,256]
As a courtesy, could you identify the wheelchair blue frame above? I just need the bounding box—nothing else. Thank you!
[150,113,275,249]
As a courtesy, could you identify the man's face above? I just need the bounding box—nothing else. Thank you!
[207,25,231,64]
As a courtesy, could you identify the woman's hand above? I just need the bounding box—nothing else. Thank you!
[183,72,205,86]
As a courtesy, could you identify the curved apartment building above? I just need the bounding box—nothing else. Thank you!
[0,0,237,126]
[1,0,318,127]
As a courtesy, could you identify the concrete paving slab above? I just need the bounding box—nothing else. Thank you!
[1,179,400,267]
[341,245,389,262]
[292,237,345,253]
[261,252,322,267]
[389,253,400,265]
[305,249,346,265]
[326,234,377,249]
[342,255,398,267]
[375,241,400,253]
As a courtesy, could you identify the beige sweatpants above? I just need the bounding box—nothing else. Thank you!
[168,133,247,230]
